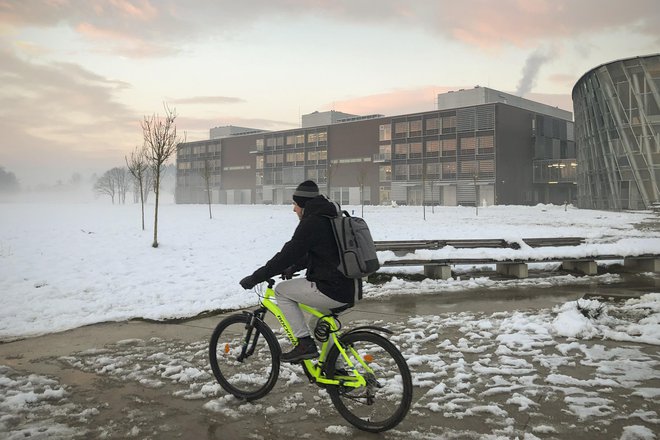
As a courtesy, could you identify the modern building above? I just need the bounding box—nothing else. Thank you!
[572,53,660,210]
[175,87,576,206]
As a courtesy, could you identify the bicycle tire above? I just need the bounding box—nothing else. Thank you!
[209,313,280,401]
[325,331,412,432]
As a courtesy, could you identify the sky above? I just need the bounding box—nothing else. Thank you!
[1,0,659,188]
[0,201,659,437]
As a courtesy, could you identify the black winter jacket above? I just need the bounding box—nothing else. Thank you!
[249,196,360,304]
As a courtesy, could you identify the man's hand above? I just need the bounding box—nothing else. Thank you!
[280,265,298,280]
[239,275,257,290]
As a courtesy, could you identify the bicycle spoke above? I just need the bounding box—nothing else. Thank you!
[326,331,412,432]
[209,314,280,401]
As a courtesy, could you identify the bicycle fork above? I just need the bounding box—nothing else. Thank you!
[237,309,266,362]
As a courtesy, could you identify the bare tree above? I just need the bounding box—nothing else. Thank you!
[126,146,148,230]
[110,167,129,204]
[94,169,117,203]
[142,103,184,248]
[201,159,213,219]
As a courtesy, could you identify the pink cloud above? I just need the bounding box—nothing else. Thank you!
[324,86,465,116]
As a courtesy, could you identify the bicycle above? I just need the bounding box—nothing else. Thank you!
[209,278,413,432]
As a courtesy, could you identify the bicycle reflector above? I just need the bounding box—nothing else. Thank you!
[363,354,374,363]
[224,343,230,354]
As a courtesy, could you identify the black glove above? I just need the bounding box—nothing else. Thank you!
[240,275,258,290]
[280,265,298,280]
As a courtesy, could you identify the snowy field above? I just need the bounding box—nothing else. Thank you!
[1,200,660,340]
[1,200,660,438]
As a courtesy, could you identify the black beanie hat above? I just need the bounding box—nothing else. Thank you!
[292,180,319,208]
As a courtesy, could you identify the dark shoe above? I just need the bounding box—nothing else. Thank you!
[280,336,319,363]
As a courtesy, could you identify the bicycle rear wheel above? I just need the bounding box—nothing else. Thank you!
[325,331,412,432]
[209,313,280,401]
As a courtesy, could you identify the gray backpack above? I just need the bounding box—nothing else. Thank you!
[327,202,380,279]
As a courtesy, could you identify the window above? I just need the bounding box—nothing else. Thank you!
[394,121,408,139]
[426,163,440,179]
[478,160,495,178]
[379,165,392,181]
[318,132,327,142]
[256,139,264,151]
[442,162,456,179]
[255,156,264,170]
[394,164,408,181]
[409,142,422,159]
[442,115,456,133]
[477,135,494,154]
[441,138,457,157]
[409,163,422,180]
[379,124,391,141]
[296,134,305,145]
[425,140,439,157]
[394,143,408,159]
[286,135,295,145]
[286,152,296,163]
[308,132,318,143]
[425,117,440,133]
[459,160,477,178]
[409,120,422,137]
[460,137,476,155]
[266,138,276,148]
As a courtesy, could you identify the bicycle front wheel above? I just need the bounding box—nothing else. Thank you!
[209,313,280,401]
[325,331,413,432]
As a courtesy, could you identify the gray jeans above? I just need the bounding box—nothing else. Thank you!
[274,278,347,338]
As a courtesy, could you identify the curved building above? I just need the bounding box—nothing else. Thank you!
[572,54,660,210]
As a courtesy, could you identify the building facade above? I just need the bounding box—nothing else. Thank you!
[572,54,660,210]
[175,87,575,206]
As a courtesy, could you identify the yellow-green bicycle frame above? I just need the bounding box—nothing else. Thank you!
[259,281,370,388]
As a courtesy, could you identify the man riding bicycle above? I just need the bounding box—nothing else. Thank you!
[240,180,362,363]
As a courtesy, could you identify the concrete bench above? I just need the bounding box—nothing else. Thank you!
[379,254,660,280]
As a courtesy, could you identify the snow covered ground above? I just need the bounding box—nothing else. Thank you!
[1,294,659,439]
[1,200,659,340]
[1,200,659,438]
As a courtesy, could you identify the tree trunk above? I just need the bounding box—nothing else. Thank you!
[152,173,160,248]
[139,180,145,231]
